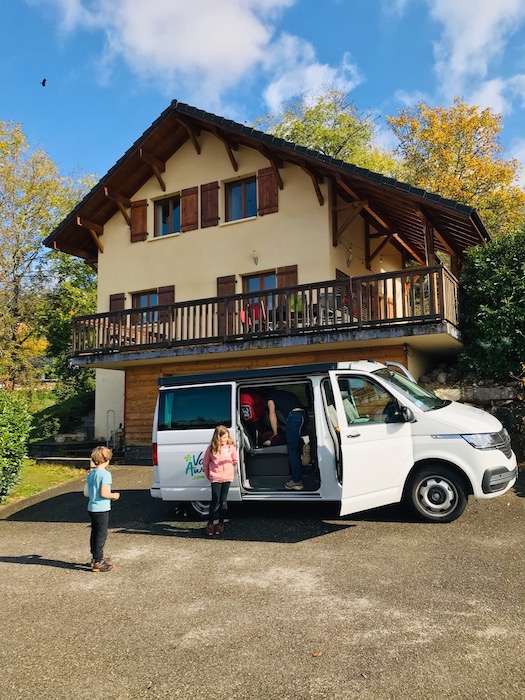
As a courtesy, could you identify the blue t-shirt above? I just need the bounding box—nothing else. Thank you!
[87,467,112,512]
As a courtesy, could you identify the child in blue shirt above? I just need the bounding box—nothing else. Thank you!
[84,446,120,572]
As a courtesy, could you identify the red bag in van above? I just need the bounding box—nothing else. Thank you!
[240,392,265,423]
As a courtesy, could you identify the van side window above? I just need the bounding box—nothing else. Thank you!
[158,385,232,430]
[337,378,393,425]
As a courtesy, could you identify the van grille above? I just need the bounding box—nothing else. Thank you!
[495,429,513,459]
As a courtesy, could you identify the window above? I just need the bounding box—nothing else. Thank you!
[155,196,181,236]
[158,386,232,430]
[337,377,394,425]
[132,290,158,323]
[226,176,256,222]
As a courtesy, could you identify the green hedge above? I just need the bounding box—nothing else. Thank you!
[459,230,525,379]
[0,392,32,502]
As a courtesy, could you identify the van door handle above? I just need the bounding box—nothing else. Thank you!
[346,431,360,438]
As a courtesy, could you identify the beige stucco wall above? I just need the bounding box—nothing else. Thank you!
[94,368,125,442]
[92,131,404,439]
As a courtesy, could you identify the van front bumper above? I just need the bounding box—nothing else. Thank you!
[482,466,518,494]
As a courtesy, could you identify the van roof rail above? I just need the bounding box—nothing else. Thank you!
[158,362,339,388]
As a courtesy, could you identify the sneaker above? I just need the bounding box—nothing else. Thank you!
[92,561,114,573]
[214,523,224,536]
[205,523,215,537]
[285,480,304,491]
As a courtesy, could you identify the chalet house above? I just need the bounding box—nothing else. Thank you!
[45,100,490,462]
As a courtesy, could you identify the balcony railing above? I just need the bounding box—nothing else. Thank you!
[72,266,459,356]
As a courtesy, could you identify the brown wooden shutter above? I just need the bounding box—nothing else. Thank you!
[181,186,198,232]
[158,285,175,324]
[109,293,126,311]
[276,265,298,288]
[257,167,278,216]
[201,181,219,228]
[130,200,148,242]
[217,275,236,336]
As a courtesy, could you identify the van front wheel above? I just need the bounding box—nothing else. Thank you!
[408,466,467,523]
[185,501,210,520]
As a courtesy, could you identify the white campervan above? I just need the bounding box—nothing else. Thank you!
[151,360,517,523]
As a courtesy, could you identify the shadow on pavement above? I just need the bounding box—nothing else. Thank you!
[0,553,90,570]
[2,484,425,543]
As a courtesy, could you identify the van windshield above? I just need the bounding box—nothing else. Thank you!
[373,369,450,411]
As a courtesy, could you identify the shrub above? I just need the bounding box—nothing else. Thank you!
[459,230,525,379]
[0,392,32,502]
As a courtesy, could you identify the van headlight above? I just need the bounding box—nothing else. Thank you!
[461,431,505,450]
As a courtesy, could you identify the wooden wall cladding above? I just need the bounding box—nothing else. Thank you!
[124,346,407,445]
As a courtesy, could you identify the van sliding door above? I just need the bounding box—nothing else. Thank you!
[328,371,413,516]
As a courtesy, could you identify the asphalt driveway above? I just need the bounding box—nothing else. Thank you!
[1,466,524,700]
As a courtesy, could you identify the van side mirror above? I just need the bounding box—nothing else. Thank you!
[384,400,414,423]
[399,405,415,422]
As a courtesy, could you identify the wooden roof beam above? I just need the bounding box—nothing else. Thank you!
[103,187,131,227]
[175,116,201,154]
[333,200,367,246]
[212,128,239,172]
[138,148,166,192]
[76,216,104,254]
[301,164,324,205]
[260,148,284,189]
[417,206,463,259]
[392,233,425,265]
[336,178,391,230]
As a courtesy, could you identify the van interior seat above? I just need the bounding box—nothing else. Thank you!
[239,420,288,455]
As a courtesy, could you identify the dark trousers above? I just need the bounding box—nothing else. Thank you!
[285,410,305,482]
[89,510,110,562]
[208,481,231,523]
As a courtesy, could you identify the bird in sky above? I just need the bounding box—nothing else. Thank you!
[41,78,46,87]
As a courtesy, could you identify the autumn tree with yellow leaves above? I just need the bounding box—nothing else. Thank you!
[387,98,525,237]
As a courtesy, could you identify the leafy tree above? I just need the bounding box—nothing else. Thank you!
[458,229,525,378]
[255,87,400,176]
[39,251,96,398]
[387,98,525,237]
[0,391,31,501]
[0,121,93,389]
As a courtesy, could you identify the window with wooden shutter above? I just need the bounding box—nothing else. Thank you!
[130,200,148,242]
[217,275,236,336]
[276,265,298,288]
[109,293,126,311]
[181,186,198,232]
[257,167,278,216]
[201,181,219,228]
[158,285,175,324]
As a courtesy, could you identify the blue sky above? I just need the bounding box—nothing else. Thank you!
[2,0,525,185]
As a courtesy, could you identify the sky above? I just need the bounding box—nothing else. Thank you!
[2,0,525,186]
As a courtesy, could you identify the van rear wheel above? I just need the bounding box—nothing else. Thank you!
[408,466,467,523]
[185,501,210,520]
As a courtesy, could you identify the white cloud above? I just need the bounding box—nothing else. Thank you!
[32,0,359,114]
[428,0,525,98]
[393,89,430,107]
[468,78,512,115]
[262,37,363,112]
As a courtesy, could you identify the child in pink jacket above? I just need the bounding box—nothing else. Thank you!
[202,425,238,537]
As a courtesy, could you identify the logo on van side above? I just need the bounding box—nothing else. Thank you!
[185,452,205,479]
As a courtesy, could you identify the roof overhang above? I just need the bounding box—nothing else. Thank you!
[44,100,491,262]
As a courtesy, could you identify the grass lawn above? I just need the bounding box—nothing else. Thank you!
[1,459,84,507]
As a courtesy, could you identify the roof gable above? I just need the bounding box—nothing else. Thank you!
[44,99,490,262]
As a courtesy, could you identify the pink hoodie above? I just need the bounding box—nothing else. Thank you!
[202,443,238,483]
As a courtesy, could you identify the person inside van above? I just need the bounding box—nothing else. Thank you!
[265,389,307,491]
[240,390,285,447]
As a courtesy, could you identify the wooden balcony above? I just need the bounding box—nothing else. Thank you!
[71,266,459,356]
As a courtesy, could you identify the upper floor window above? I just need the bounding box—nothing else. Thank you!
[155,196,181,236]
[226,176,257,222]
